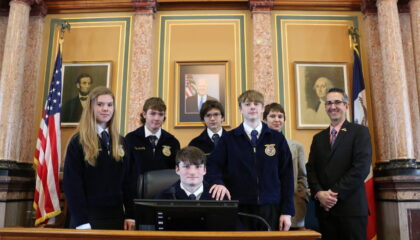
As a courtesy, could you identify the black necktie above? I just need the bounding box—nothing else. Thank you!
[188,194,196,200]
[101,131,110,152]
[149,135,157,148]
[251,130,258,147]
[212,134,220,147]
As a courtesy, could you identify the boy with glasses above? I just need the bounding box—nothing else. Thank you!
[189,100,226,155]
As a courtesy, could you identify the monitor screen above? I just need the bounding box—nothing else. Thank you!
[134,199,239,231]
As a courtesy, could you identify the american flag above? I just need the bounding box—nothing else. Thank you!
[185,74,196,98]
[33,47,62,226]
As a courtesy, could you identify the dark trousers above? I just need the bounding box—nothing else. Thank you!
[237,204,279,231]
[318,213,367,240]
[305,197,320,231]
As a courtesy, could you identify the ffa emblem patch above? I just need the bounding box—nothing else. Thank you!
[162,145,171,157]
[118,145,125,157]
[264,144,276,156]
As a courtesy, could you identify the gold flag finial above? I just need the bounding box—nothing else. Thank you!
[348,26,360,50]
[57,21,71,50]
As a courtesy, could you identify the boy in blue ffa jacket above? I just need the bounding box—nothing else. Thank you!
[206,90,295,231]
[189,100,227,155]
[125,97,180,178]
[156,146,216,200]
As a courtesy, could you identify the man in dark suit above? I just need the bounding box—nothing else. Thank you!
[189,100,226,155]
[186,78,217,113]
[306,88,372,240]
[62,73,93,123]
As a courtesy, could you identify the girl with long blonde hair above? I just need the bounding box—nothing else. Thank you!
[63,86,135,230]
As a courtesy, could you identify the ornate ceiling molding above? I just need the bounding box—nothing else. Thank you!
[273,0,363,11]
[26,0,367,13]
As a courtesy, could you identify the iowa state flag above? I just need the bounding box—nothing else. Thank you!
[33,47,62,226]
[352,48,377,240]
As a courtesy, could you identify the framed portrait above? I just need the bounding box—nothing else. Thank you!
[175,61,229,127]
[61,62,111,126]
[295,62,349,129]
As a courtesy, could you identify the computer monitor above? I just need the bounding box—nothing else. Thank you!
[134,199,239,231]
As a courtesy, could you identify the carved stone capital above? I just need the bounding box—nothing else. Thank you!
[249,0,273,12]
[132,0,157,13]
[362,0,378,14]
[31,0,47,16]
[398,0,410,13]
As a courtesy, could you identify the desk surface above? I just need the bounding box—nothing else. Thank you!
[0,227,320,240]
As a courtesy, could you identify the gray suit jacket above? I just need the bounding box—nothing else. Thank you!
[287,139,308,228]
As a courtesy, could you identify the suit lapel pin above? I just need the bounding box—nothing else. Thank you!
[341,128,347,132]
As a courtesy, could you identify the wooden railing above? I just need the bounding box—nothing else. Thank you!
[0,227,320,240]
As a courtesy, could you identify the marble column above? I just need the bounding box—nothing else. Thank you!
[409,0,420,105]
[20,3,47,163]
[399,12,420,161]
[365,1,420,239]
[127,0,156,132]
[362,12,388,162]
[0,0,33,162]
[249,0,275,105]
[375,0,415,163]
[0,0,38,228]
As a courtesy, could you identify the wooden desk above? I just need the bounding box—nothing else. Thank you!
[0,227,320,240]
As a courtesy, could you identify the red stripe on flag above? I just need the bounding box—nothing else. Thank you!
[38,144,54,215]
[366,177,377,239]
[48,115,60,195]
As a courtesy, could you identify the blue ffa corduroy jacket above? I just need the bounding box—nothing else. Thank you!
[155,180,215,200]
[63,134,134,227]
[125,126,180,176]
[206,122,295,216]
[188,128,227,155]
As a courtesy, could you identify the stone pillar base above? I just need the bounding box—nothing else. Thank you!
[0,161,34,227]
[375,164,420,240]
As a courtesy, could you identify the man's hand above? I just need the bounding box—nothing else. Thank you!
[315,189,338,210]
[124,219,135,230]
[209,184,231,200]
[279,215,291,231]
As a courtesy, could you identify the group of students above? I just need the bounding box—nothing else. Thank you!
[62,86,306,231]
[63,86,371,240]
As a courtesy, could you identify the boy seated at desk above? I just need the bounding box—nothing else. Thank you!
[155,146,216,200]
